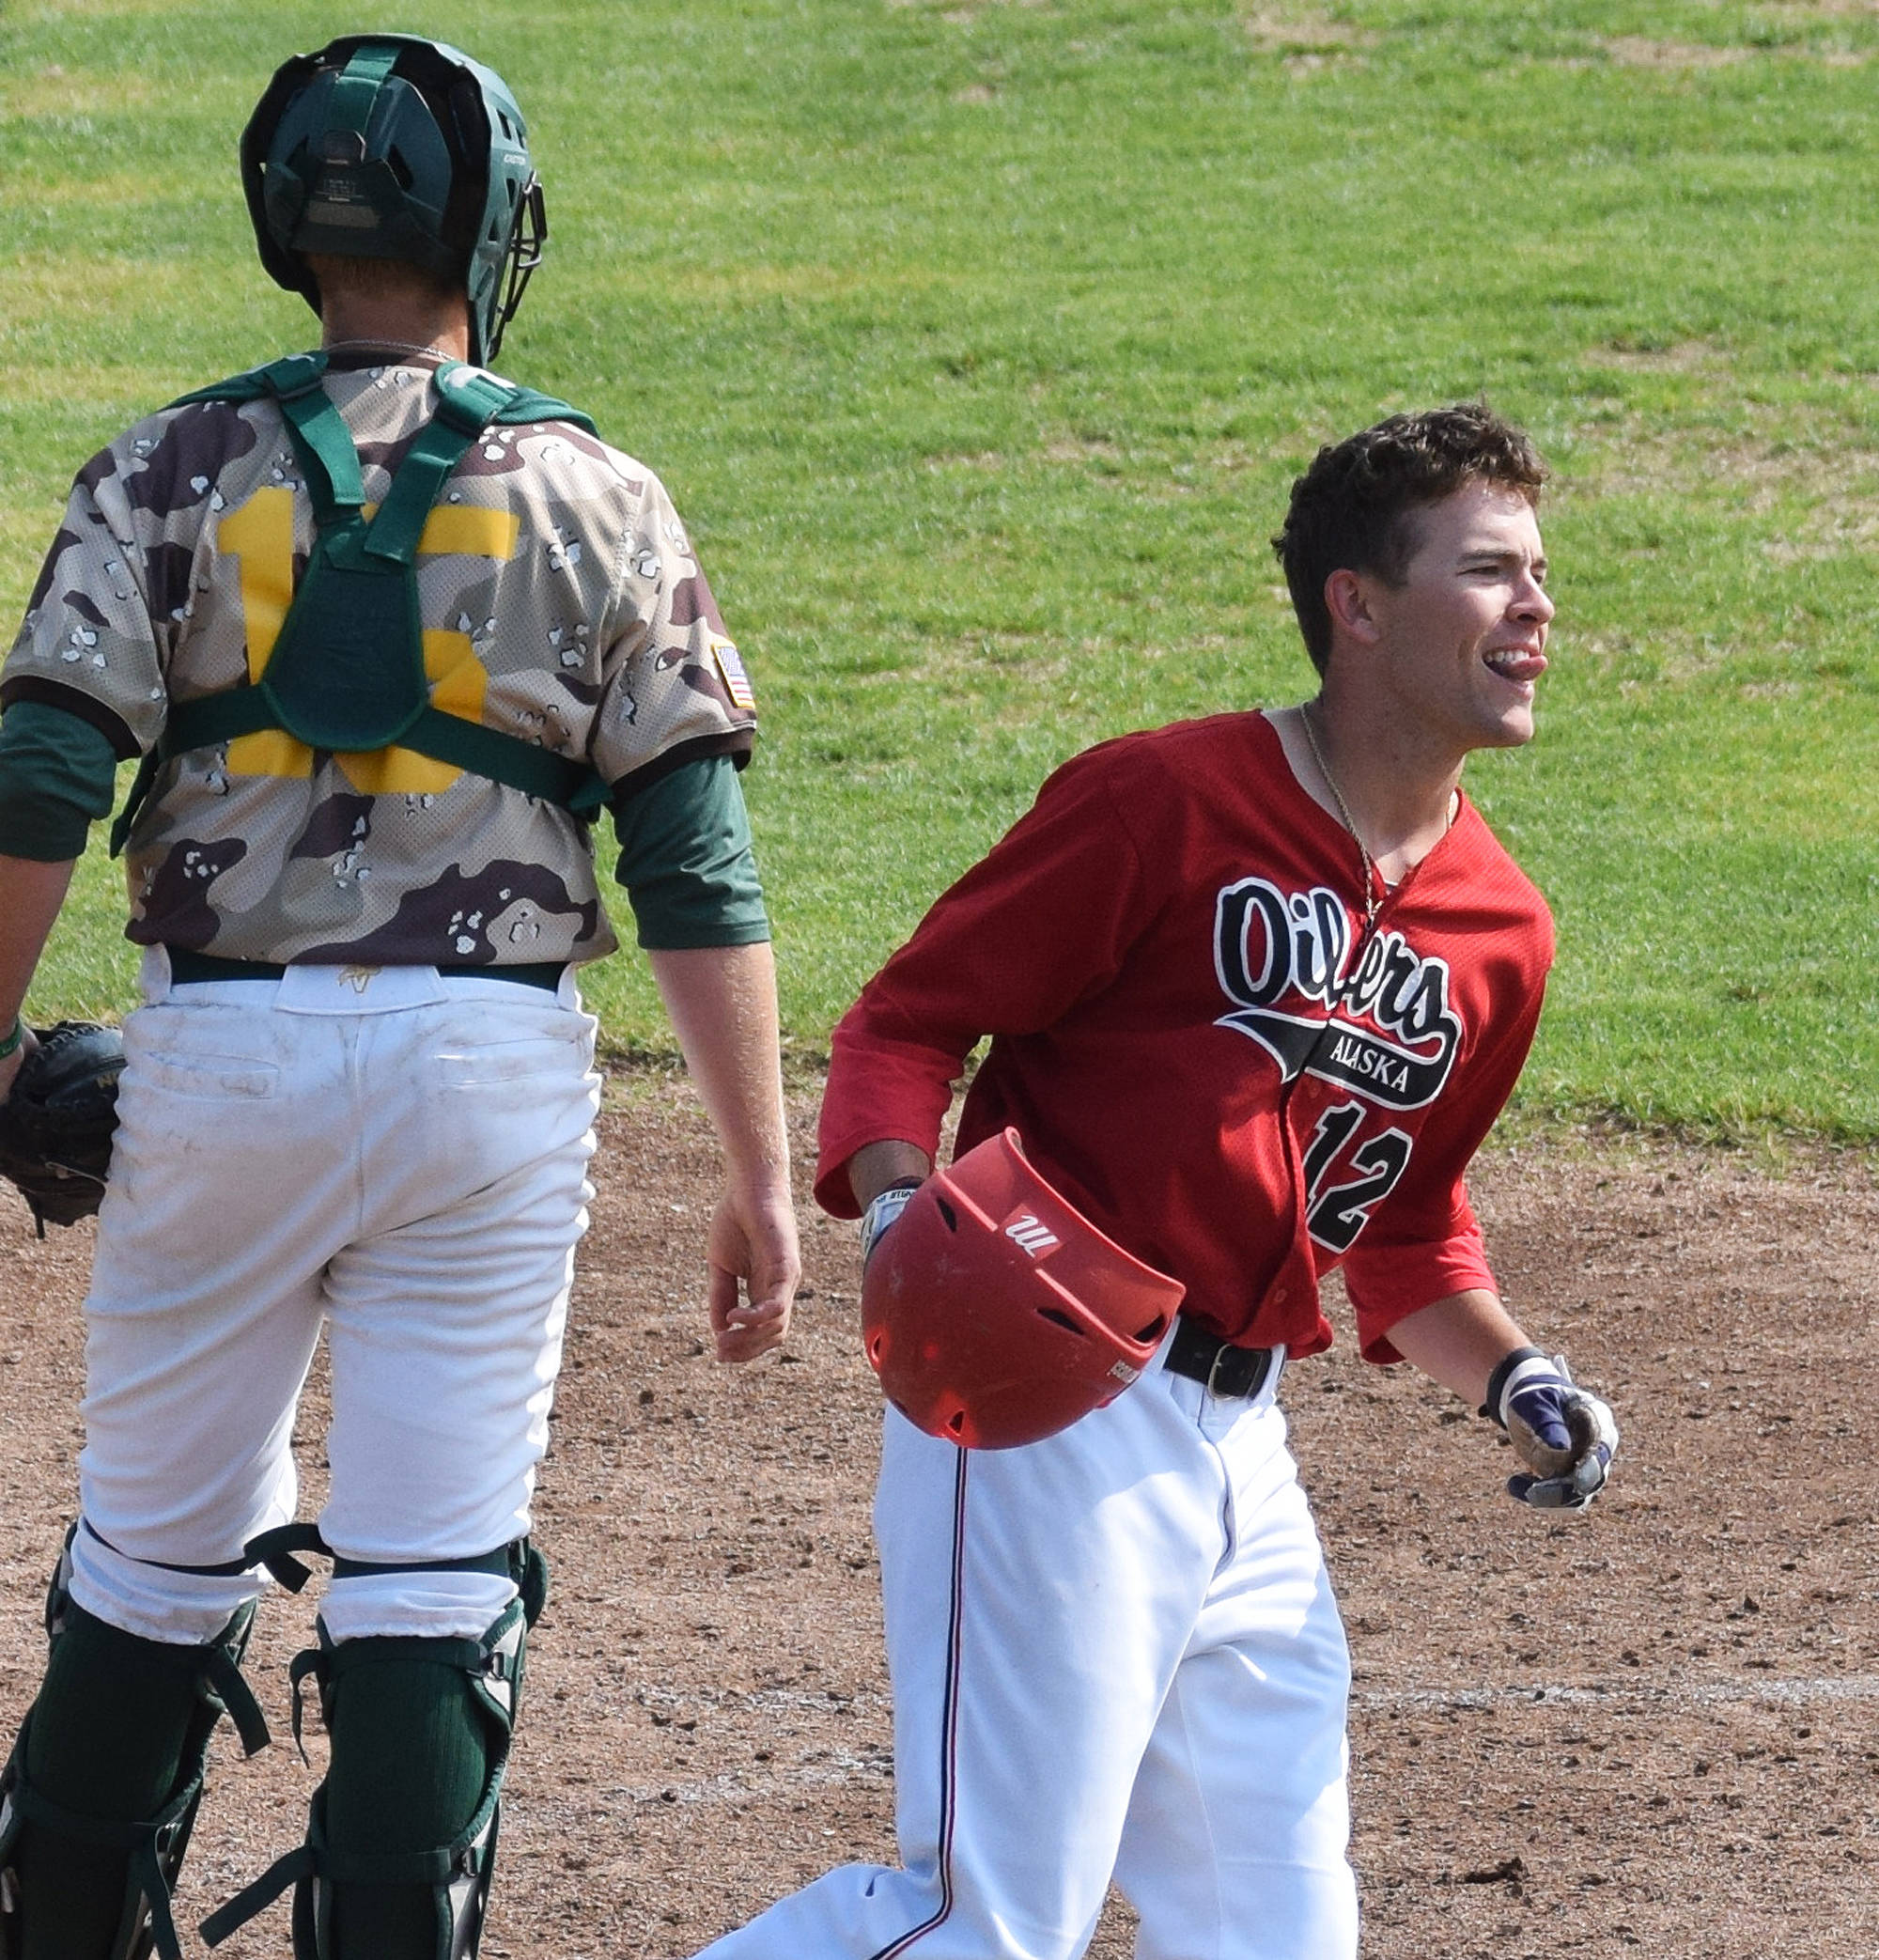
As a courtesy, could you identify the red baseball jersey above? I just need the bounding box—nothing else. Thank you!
[816,711,1555,1361]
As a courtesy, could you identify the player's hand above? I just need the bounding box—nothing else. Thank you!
[1488,1349,1619,1511]
[706,1175,800,1364]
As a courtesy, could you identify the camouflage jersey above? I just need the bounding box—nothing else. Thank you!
[0,350,758,968]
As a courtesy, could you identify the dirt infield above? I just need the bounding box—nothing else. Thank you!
[2,1071,1875,1959]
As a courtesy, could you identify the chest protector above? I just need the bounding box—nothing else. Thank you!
[112,351,608,853]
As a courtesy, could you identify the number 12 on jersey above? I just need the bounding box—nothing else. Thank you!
[1300,1101,1413,1254]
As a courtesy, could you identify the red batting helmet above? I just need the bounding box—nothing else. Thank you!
[862,1128,1185,1450]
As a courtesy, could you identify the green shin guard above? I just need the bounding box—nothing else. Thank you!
[204,1545,546,1960]
[0,1555,270,1960]
[314,1632,509,1959]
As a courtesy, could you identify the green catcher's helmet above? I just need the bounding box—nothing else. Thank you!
[241,35,546,365]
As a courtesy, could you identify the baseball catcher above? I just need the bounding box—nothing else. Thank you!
[691,407,1619,1960]
[0,1021,126,1237]
[0,33,798,1960]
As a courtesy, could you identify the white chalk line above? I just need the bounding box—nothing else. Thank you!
[1355,1674,1879,1711]
[599,1748,894,1811]
[613,1675,1879,1807]
[633,1675,1879,1719]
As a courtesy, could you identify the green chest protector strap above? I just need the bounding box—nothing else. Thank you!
[111,351,610,854]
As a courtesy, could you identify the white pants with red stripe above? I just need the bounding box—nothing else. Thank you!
[696,1336,1359,1960]
[66,954,599,1647]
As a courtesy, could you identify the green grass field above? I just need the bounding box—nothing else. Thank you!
[3,0,1876,1135]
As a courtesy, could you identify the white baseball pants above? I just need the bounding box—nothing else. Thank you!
[66,955,599,1648]
[696,1334,1359,1960]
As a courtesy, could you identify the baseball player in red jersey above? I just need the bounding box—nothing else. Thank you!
[691,405,1617,1960]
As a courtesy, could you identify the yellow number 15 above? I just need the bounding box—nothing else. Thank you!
[216,487,520,797]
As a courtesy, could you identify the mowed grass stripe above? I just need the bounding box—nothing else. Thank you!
[3,1,1874,1133]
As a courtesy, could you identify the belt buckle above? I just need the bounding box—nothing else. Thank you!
[1203,1339,1239,1400]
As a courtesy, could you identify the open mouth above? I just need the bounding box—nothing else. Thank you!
[1483,646,1545,682]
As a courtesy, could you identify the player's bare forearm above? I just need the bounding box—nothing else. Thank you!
[847,1138,933,1211]
[1386,1286,1537,1408]
[648,941,791,1180]
[647,941,801,1362]
[0,855,78,1097]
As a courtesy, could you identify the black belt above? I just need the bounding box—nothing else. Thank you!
[164,949,566,993]
[1163,1317,1280,1399]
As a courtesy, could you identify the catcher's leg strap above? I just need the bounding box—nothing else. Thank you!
[239,1522,545,1602]
[202,1542,546,1960]
[0,1575,267,1960]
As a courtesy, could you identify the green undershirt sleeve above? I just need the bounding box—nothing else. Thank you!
[0,700,120,861]
[611,750,771,950]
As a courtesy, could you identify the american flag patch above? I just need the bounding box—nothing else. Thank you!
[710,635,755,710]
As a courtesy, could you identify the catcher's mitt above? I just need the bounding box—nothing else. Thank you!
[0,1020,127,1236]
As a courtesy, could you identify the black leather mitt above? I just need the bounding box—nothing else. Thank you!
[0,1020,126,1236]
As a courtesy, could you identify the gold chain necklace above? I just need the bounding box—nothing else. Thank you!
[323,338,452,362]
[1299,699,1380,934]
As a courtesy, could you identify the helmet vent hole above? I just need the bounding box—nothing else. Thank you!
[945,1409,967,1438]
[1037,1308,1085,1338]
[1135,1314,1170,1344]
[935,1196,958,1233]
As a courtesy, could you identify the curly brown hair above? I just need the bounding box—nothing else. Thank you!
[1272,404,1548,674]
